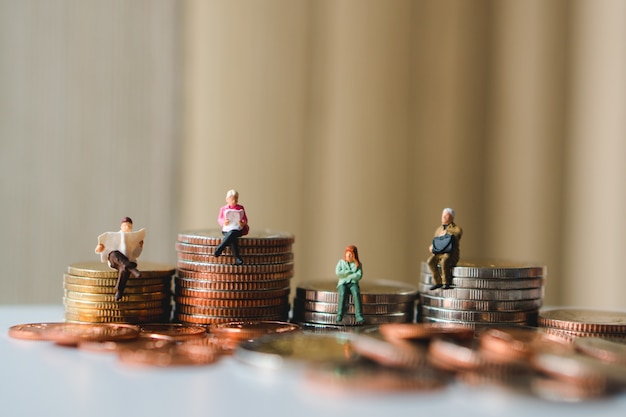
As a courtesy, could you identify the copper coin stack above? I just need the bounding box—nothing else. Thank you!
[173,230,295,326]
[63,261,174,324]
[292,280,419,328]
[538,308,626,342]
[418,261,546,329]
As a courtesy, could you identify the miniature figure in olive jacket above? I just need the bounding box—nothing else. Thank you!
[427,208,462,290]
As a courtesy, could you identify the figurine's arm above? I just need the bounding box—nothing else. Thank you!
[336,261,362,282]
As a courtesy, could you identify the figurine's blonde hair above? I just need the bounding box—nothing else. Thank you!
[226,189,239,199]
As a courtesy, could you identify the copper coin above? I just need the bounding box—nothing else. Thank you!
[78,337,173,353]
[118,342,218,366]
[176,241,292,255]
[378,323,474,341]
[175,312,287,325]
[296,280,419,304]
[350,334,428,369]
[478,327,541,363]
[177,251,294,265]
[210,320,301,341]
[178,229,295,246]
[175,295,288,308]
[573,337,626,365]
[11,322,141,344]
[539,327,626,343]
[538,308,626,334]
[139,323,207,341]
[175,286,291,300]
[177,260,294,274]
[419,293,542,312]
[176,304,289,318]
[68,261,175,278]
[176,269,294,282]
[174,276,291,291]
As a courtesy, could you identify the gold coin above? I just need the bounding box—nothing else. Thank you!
[64,274,172,288]
[68,261,175,278]
[63,297,170,310]
[64,306,169,318]
[64,290,170,302]
[64,283,170,295]
[65,312,170,324]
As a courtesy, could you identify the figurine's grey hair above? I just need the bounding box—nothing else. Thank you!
[443,208,455,219]
[226,189,239,198]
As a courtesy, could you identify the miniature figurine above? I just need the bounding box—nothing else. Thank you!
[95,217,145,300]
[336,245,365,324]
[214,189,249,265]
[427,208,462,290]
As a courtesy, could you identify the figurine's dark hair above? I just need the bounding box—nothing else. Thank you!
[121,217,133,224]
[345,245,360,267]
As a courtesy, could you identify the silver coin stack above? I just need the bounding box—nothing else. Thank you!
[418,261,546,330]
[292,280,419,329]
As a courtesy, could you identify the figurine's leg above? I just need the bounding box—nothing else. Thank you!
[336,284,346,322]
[348,283,365,324]
[439,254,455,289]
[114,270,131,301]
[229,239,243,265]
[108,251,140,300]
[427,254,443,290]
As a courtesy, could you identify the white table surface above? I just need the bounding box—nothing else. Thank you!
[2,304,626,417]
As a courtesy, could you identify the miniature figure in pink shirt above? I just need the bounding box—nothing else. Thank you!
[214,189,248,265]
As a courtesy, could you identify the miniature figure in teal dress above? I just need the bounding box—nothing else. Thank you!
[336,245,365,324]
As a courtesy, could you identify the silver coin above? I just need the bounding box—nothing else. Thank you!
[292,310,413,326]
[419,293,542,312]
[418,284,544,301]
[296,280,419,304]
[421,261,546,278]
[421,316,533,330]
[420,274,544,290]
[420,305,537,323]
[293,298,414,315]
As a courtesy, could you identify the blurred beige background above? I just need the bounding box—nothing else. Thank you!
[1,0,625,310]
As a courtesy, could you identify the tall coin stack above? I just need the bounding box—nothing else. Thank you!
[538,308,626,342]
[292,280,419,328]
[173,230,295,326]
[63,261,174,324]
[419,261,546,329]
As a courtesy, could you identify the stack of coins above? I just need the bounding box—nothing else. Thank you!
[538,308,626,342]
[292,280,419,328]
[173,230,295,326]
[418,261,546,329]
[63,261,174,324]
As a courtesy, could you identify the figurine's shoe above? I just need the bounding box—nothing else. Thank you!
[429,284,443,290]
[355,317,365,325]
[234,257,244,265]
[442,284,453,290]
[214,248,223,257]
[336,315,343,323]
[129,268,142,278]
[114,291,123,301]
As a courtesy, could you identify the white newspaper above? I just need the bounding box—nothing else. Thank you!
[97,228,145,263]
[222,209,244,232]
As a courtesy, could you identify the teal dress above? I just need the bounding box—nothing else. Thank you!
[336,259,364,324]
